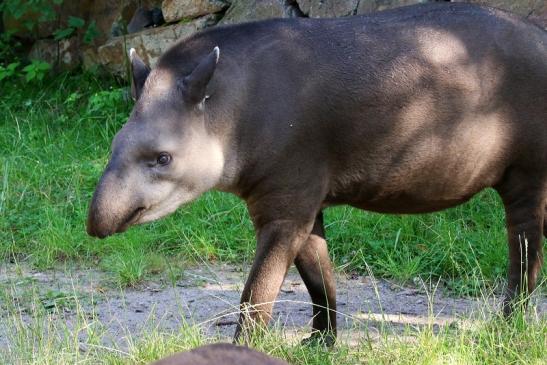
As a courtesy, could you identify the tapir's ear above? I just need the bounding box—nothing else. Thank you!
[182,46,220,105]
[129,48,150,101]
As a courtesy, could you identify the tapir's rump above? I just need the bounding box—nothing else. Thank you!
[88,2,546,344]
[150,343,288,365]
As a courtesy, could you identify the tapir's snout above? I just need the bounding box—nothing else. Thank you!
[87,169,144,239]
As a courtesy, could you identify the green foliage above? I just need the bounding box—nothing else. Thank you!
[83,20,99,44]
[0,62,20,81]
[52,27,74,40]
[87,87,127,114]
[0,0,96,44]
[0,2,65,81]
[67,15,85,28]
[0,1,98,81]
[0,31,20,63]
[0,0,61,29]
[21,60,51,81]
[0,60,50,82]
[53,15,85,40]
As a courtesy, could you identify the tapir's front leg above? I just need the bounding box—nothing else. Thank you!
[234,217,315,342]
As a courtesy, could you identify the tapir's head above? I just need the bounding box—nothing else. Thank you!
[87,47,224,238]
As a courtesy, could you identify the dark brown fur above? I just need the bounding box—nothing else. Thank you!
[88,3,546,344]
[150,344,288,365]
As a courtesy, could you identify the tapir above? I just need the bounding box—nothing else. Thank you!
[87,2,546,344]
[150,343,288,365]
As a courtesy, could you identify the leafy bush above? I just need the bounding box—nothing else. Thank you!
[87,87,128,114]
[0,62,20,81]
[0,31,21,63]
[22,60,51,81]
[0,60,51,82]
[0,0,62,32]
[53,15,85,40]
[0,1,98,83]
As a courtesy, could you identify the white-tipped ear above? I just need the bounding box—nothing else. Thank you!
[129,48,137,60]
[129,48,150,101]
[213,46,220,64]
[182,47,220,105]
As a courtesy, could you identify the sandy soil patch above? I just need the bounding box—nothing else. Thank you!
[0,263,545,350]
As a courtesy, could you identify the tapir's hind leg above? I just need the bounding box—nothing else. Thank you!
[544,205,547,239]
[294,211,337,345]
[496,171,545,315]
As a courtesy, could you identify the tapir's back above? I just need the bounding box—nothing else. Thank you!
[160,3,547,211]
[299,4,547,210]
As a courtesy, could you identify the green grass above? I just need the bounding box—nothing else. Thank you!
[1,72,543,290]
[0,273,545,365]
[1,72,546,364]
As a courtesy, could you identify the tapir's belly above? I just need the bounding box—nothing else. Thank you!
[326,162,499,214]
[325,115,510,214]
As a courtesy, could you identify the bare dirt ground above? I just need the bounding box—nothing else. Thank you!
[0,263,545,351]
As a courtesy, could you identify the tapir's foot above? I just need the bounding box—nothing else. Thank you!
[502,292,529,318]
[301,331,336,348]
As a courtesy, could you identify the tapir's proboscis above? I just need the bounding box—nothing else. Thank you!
[87,3,546,344]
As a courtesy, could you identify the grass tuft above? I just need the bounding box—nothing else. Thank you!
[0,273,544,364]
[1,71,546,364]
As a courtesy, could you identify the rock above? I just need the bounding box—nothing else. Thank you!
[297,0,360,17]
[220,0,302,24]
[82,46,101,69]
[453,0,543,17]
[14,0,547,75]
[529,13,547,29]
[28,37,81,70]
[89,0,164,44]
[355,0,427,14]
[96,15,215,75]
[162,0,230,22]
[221,0,430,20]
[453,1,546,28]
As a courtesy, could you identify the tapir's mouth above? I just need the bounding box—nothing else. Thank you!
[118,206,146,232]
[87,206,146,239]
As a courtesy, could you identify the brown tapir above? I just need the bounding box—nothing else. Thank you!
[150,344,288,365]
[87,2,546,344]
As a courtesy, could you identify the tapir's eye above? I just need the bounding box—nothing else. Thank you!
[157,152,171,166]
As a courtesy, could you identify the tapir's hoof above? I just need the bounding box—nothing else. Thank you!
[301,331,336,348]
[502,295,528,319]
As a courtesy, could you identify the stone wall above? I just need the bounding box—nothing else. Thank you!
[3,0,546,75]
